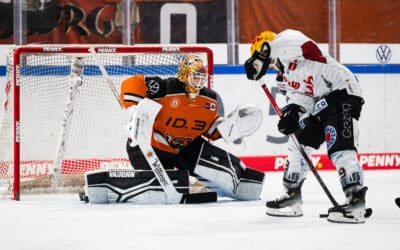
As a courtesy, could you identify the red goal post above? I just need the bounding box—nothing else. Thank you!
[0,45,214,200]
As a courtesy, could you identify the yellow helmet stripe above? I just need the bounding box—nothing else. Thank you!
[250,30,276,55]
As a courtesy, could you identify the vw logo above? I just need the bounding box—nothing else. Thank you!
[376,45,392,63]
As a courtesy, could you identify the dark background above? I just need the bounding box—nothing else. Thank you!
[0,0,398,44]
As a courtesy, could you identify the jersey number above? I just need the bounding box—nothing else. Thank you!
[165,117,207,130]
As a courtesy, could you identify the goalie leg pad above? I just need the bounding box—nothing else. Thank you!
[85,169,189,204]
[193,142,265,201]
[235,167,266,200]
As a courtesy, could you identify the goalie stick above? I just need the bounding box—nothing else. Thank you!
[89,47,125,109]
[89,47,217,204]
[257,79,372,219]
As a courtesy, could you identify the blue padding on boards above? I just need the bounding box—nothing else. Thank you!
[0,64,399,76]
[213,64,400,74]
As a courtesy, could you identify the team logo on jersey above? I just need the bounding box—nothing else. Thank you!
[325,126,337,150]
[166,134,192,151]
[204,102,216,111]
[147,80,160,95]
[170,97,180,108]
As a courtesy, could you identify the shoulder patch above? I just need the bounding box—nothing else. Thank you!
[147,79,160,95]
[144,77,166,98]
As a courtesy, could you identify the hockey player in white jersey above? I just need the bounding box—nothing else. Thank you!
[244,29,368,223]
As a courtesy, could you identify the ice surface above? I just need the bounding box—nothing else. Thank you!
[1,170,399,250]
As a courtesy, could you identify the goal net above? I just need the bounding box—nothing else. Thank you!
[0,45,213,200]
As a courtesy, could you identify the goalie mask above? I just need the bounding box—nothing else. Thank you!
[177,55,208,100]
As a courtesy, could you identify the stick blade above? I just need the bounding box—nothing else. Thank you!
[181,192,218,204]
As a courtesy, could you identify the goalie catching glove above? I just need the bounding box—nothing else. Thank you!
[217,106,263,144]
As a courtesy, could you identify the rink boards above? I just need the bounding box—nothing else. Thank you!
[0,64,399,172]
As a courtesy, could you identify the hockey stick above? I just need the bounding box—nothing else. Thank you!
[89,47,125,109]
[89,47,216,204]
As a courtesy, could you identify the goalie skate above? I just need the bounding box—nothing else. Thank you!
[266,186,303,217]
[327,187,368,224]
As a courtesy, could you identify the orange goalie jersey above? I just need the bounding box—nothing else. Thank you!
[120,75,222,154]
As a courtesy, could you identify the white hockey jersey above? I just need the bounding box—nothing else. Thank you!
[270,29,363,113]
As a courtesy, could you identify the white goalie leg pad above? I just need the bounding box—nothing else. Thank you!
[84,169,189,204]
[86,186,108,204]
[193,143,265,201]
[217,106,263,144]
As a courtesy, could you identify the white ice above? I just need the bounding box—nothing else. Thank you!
[1,170,399,250]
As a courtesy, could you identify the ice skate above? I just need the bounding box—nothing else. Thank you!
[266,186,303,217]
[327,186,368,224]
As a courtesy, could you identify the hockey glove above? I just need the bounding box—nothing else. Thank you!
[244,51,271,81]
[277,104,306,135]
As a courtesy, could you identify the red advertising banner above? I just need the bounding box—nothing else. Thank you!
[242,153,400,172]
[9,152,399,180]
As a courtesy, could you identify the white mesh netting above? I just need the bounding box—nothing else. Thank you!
[0,45,212,199]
